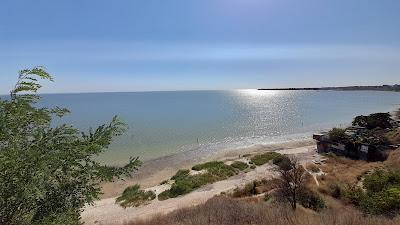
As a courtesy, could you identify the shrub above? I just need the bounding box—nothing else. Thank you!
[328,128,350,143]
[298,189,326,211]
[353,113,393,130]
[360,187,400,216]
[206,164,237,178]
[363,170,400,193]
[329,182,343,199]
[251,152,282,166]
[232,182,257,198]
[116,185,156,208]
[160,161,238,200]
[171,169,190,180]
[343,170,400,216]
[264,193,272,202]
[168,180,194,197]
[343,185,365,206]
[160,180,169,185]
[273,155,292,170]
[230,161,249,171]
[192,161,225,171]
[158,190,170,201]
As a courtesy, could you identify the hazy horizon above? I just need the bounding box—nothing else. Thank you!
[1,0,400,93]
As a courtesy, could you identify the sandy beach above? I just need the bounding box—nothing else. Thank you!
[100,139,315,198]
[82,140,318,225]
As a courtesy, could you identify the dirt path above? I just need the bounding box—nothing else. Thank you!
[81,146,318,225]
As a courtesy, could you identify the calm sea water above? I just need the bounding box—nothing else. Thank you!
[37,90,399,165]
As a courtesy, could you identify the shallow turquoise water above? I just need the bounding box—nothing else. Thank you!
[37,90,399,164]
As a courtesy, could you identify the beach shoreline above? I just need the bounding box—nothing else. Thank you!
[84,141,318,225]
[100,138,315,198]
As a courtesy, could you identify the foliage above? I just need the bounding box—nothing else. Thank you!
[159,161,237,200]
[328,182,343,199]
[274,158,307,210]
[192,161,224,171]
[231,182,258,198]
[343,170,400,216]
[298,189,326,211]
[0,67,140,225]
[157,191,170,201]
[363,170,400,193]
[343,185,365,206]
[250,152,282,166]
[230,161,249,171]
[160,180,169,185]
[352,113,393,129]
[129,196,399,225]
[116,185,156,208]
[360,187,400,216]
[328,128,350,143]
[171,169,190,180]
[273,154,292,171]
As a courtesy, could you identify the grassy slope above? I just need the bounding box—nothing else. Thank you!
[127,197,399,225]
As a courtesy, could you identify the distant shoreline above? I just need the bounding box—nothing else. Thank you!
[258,85,400,92]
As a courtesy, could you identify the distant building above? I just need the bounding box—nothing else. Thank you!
[313,131,389,161]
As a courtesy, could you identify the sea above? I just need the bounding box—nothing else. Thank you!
[34,90,400,165]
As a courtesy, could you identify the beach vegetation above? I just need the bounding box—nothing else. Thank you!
[159,161,237,200]
[352,113,393,129]
[274,158,307,210]
[171,169,190,180]
[272,154,292,170]
[230,161,249,171]
[192,161,224,171]
[116,185,156,208]
[231,179,275,198]
[298,189,326,211]
[250,152,282,166]
[0,68,140,225]
[128,196,398,225]
[343,169,400,216]
[328,127,350,143]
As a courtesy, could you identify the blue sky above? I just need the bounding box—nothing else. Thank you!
[1,0,400,93]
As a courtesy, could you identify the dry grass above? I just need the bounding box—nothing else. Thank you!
[230,179,276,198]
[386,128,400,144]
[306,163,321,173]
[384,149,400,171]
[317,155,381,187]
[125,197,398,225]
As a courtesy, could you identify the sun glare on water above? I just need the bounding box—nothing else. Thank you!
[237,89,279,97]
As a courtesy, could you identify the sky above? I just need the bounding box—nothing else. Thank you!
[0,0,400,94]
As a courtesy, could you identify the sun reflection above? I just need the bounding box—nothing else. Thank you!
[237,89,279,97]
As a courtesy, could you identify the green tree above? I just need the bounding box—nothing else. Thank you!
[0,67,141,225]
[328,128,350,143]
[275,157,307,210]
[352,113,393,129]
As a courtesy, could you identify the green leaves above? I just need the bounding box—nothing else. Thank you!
[11,66,53,100]
[0,67,141,225]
